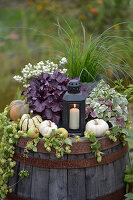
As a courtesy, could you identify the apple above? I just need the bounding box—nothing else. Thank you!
[27,128,39,139]
[56,128,68,139]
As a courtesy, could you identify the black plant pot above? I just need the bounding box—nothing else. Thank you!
[81,74,103,94]
[107,121,113,129]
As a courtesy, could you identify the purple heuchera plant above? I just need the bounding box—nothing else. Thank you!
[22,70,70,124]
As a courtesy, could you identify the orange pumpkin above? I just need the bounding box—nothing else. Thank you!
[10,100,29,121]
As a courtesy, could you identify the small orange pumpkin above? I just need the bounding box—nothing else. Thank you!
[10,99,29,121]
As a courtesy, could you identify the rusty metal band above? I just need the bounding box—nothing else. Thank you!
[7,193,30,200]
[6,187,125,200]
[95,186,125,200]
[17,136,121,154]
[13,142,128,169]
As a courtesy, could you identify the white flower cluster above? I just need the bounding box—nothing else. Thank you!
[13,75,23,83]
[59,57,67,65]
[13,57,68,88]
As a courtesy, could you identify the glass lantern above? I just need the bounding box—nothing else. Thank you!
[62,79,86,136]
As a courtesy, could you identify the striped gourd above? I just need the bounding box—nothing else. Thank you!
[19,113,43,132]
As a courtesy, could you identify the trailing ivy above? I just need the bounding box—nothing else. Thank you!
[0,106,29,200]
[25,129,72,159]
[84,130,103,163]
[0,106,131,200]
[84,123,131,163]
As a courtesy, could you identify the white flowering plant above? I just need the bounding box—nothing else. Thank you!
[13,57,67,88]
[86,80,128,127]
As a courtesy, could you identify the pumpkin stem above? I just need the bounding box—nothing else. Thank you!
[30,110,34,118]
[94,119,98,125]
[49,121,51,127]
[24,97,27,104]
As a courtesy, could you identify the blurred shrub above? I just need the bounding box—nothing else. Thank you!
[25,0,131,33]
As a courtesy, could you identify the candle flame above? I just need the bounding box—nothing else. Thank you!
[74,104,76,108]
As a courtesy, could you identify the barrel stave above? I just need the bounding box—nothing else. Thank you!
[49,154,67,200]
[7,138,129,200]
[68,154,86,200]
[30,152,50,200]
[16,148,33,199]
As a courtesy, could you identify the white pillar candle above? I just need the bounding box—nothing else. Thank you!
[69,104,80,129]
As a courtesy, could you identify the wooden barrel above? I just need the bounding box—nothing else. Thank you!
[7,136,129,200]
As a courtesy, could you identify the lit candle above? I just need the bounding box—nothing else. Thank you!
[69,104,79,129]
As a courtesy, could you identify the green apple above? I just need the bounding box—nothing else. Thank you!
[27,128,39,139]
[56,128,68,139]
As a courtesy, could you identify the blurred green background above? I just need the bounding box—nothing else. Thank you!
[0,0,133,121]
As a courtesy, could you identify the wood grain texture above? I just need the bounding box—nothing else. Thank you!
[17,136,121,155]
[8,140,129,200]
[16,148,33,199]
[85,152,98,200]
[49,154,67,200]
[99,148,116,197]
[68,154,86,200]
[30,152,49,200]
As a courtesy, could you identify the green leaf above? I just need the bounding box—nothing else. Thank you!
[32,146,37,152]
[19,170,29,179]
[111,126,121,135]
[126,183,129,193]
[91,141,101,152]
[1,192,6,199]
[114,105,122,115]
[125,192,133,200]
[60,148,65,157]
[34,137,40,146]
[122,128,132,136]
[51,129,56,136]
[52,139,61,147]
[64,138,72,146]
[129,151,133,159]
[124,174,133,182]
[128,23,133,32]
[89,136,96,143]
[129,0,133,8]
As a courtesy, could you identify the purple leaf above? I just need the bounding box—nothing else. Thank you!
[22,69,70,124]
[100,100,105,104]
[86,106,91,116]
[90,110,97,118]
[107,100,113,106]
[34,100,46,112]
[44,108,53,119]
[52,113,61,124]
[108,106,112,111]
[43,73,49,80]
[51,103,62,112]
[116,117,126,127]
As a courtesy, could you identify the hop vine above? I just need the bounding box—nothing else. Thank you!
[0,106,25,200]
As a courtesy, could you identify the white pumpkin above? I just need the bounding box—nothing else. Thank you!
[85,119,109,137]
[39,120,58,136]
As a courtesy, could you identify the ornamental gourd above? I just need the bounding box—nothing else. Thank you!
[10,99,29,121]
[39,120,58,136]
[85,119,109,137]
[19,112,43,132]
[27,128,40,139]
